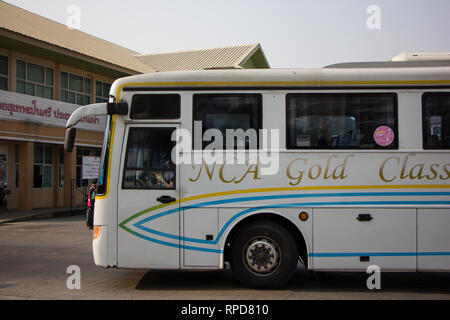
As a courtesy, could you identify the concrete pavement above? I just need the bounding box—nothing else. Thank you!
[0,207,84,225]
[1,216,450,300]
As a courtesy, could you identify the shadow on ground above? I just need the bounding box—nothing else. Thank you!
[136,265,450,293]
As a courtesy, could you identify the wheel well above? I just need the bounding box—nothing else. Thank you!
[223,213,308,268]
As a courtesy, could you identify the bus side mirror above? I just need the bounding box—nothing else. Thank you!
[65,127,77,152]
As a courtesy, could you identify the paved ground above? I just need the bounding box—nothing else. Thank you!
[0,207,84,224]
[1,216,450,300]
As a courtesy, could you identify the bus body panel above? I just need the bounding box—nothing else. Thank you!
[93,225,108,267]
[418,209,450,271]
[312,208,417,271]
[86,68,450,277]
[117,123,181,269]
[182,207,220,268]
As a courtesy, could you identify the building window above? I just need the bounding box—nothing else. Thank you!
[0,55,8,91]
[286,93,398,149]
[61,71,91,105]
[422,92,450,149]
[193,94,262,150]
[96,80,111,103]
[16,60,54,99]
[76,148,91,187]
[33,145,52,188]
[59,149,64,187]
[15,144,19,188]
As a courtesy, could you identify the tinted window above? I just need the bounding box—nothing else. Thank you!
[122,127,176,189]
[286,93,397,149]
[16,60,54,99]
[130,94,180,119]
[60,71,89,105]
[0,55,8,76]
[423,92,450,149]
[193,94,262,150]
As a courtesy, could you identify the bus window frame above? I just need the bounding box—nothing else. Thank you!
[285,92,399,150]
[192,93,263,150]
[130,93,181,120]
[121,126,177,190]
[422,91,450,150]
[96,115,112,196]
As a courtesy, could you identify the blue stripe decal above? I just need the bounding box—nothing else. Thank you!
[127,191,450,252]
[135,191,450,226]
[127,228,223,253]
[417,252,450,256]
[137,192,450,226]
[184,192,450,209]
[309,252,450,257]
[134,201,450,244]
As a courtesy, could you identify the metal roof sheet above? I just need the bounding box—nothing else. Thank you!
[0,1,154,74]
[135,44,267,71]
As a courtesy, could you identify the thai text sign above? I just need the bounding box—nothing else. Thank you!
[0,90,106,132]
[82,156,100,179]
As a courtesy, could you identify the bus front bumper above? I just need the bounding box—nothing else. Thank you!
[93,225,108,267]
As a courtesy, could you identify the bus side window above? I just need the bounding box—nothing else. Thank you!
[130,94,180,119]
[422,92,450,149]
[193,94,262,150]
[286,93,398,149]
[122,127,176,189]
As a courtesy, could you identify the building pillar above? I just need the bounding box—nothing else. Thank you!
[54,63,60,101]
[52,145,59,207]
[18,141,33,210]
[10,51,16,92]
[63,147,77,208]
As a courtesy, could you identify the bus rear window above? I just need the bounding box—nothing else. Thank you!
[286,93,398,149]
[422,92,450,149]
[130,94,180,119]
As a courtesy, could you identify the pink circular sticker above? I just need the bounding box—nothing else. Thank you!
[374,126,394,146]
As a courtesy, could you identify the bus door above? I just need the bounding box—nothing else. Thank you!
[117,124,180,268]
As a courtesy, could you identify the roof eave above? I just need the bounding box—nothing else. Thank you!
[238,44,270,69]
[0,27,152,75]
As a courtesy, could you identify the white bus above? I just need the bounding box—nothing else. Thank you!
[65,56,450,288]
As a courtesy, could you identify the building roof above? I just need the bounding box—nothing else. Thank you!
[0,1,153,74]
[135,43,270,72]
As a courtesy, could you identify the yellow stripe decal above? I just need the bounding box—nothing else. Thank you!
[117,80,450,88]
[173,184,450,206]
[95,114,117,200]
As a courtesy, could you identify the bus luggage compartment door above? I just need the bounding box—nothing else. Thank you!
[418,209,450,271]
[183,208,220,267]
[312,208,416,271]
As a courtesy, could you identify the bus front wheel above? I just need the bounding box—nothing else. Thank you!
[230,221,298,289]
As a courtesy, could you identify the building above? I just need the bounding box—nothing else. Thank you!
[0,1,269,210]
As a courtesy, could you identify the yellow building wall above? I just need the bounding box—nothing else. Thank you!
[0,46,112,210]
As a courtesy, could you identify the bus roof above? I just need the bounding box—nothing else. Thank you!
[110,66,450,99]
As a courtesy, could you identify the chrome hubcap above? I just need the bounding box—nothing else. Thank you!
[245,237,280,275]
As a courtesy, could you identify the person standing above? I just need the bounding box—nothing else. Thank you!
[86,183,96,229]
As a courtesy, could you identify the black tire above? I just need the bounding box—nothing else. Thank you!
[230,220,298,289]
